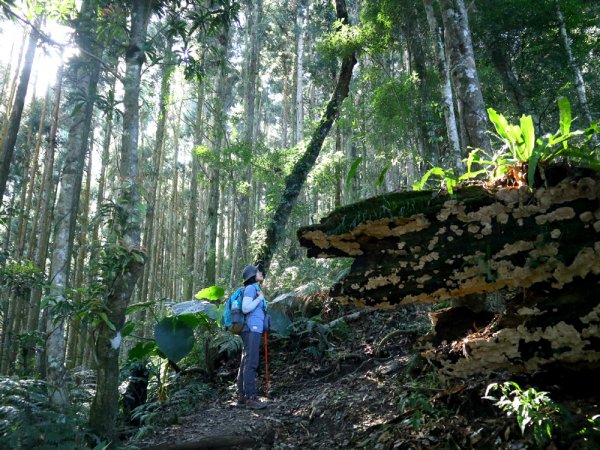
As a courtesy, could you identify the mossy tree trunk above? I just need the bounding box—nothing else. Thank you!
[254,0,357,273]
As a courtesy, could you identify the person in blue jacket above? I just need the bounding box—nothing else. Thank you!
[237,264,268,409]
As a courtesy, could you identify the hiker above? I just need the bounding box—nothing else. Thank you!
[237,264,268,409]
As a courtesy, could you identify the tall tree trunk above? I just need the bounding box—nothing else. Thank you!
[0,18,39,201]
[294,0,306,146]
[282,56,291,148]
[556,0,593,127]
[423,0,462,168]
[22,65,63,376]
[89,1,152,442]
[66,150,92,369]
[46,0,102,407]
[183,81,204,299]
[234,0,262,281]
[16,89,49,257]
[204,26,232,286]
[140,38,173,305]
[439,0,490,154]
[254,0,357,272]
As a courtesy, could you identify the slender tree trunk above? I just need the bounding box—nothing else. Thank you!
[16,90,49,257]
[0,36,26,148]
[0,19,39,201]
[556,0,593,127]
[183,82,204,299]
[140,39,173,305]
[438,0,490,154]
[234,0,262,280]
[423,0,462,168]
[89,1,152,442]
[294,0,306,146]
[66,150,92,369]
[46,0,102,407]
[22,66,63,375]
[254,0,357,272]
[282,56,291,148]
[204,27,231,286]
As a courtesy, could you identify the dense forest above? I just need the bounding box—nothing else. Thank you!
[0,0,599,448]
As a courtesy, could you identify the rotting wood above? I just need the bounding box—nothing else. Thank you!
[299,177,600,308]
[299,173,600,377]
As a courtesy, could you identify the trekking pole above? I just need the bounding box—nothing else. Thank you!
[263,331,269,397]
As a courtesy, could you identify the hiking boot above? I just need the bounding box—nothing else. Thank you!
[245,397,267,410]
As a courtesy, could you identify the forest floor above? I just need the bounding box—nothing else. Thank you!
[125,302,599,450]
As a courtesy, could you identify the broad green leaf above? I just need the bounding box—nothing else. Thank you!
[519,115,535,160]
[195,285,225,301]
[558,96,572,137]
[376,163,392,187]
[154,316,196,362]
[345,157,363,189]
[125,301,155,315]
[121,321,136,338]
[127,341,157,361]
[100,312,116,331]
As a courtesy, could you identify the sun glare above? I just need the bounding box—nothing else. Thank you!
[0,11,77,101]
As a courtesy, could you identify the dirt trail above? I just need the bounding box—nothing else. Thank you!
[131,308,420,449]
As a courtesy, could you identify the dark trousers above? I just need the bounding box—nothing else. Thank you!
[237,331,262,398]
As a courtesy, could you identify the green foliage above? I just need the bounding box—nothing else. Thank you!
[317,20,363,60]
[397,372,444,431]
[0,377,91,449]
[484,381,560,447]
[194,285,225,301]
[487,108,536,163]
[415,98,599,192]
[0,258,43,293]
[345,157,363,190]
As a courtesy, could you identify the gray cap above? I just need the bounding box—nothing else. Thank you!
[242,264,258,282]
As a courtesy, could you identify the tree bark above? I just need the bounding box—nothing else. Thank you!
[234,0,263,282]
[88,0,152,442]
[204,26,232,286]
[0,18,39,201]
[556,0,593,127]
[23,65,63,376]
[422,0,462,168]
[294,0,306,146]
[46,0,102,407]
[183,81,204,299]
[254,0,357,272]
[438,0,490,154]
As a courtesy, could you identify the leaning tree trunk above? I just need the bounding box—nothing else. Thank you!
[439,0,490,154]
[0,18,39,202]
[254,0,357,273]
[88,1,152,442]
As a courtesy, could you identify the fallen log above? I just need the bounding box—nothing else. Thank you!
[298,174,600,377]
[299,177,600,308]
